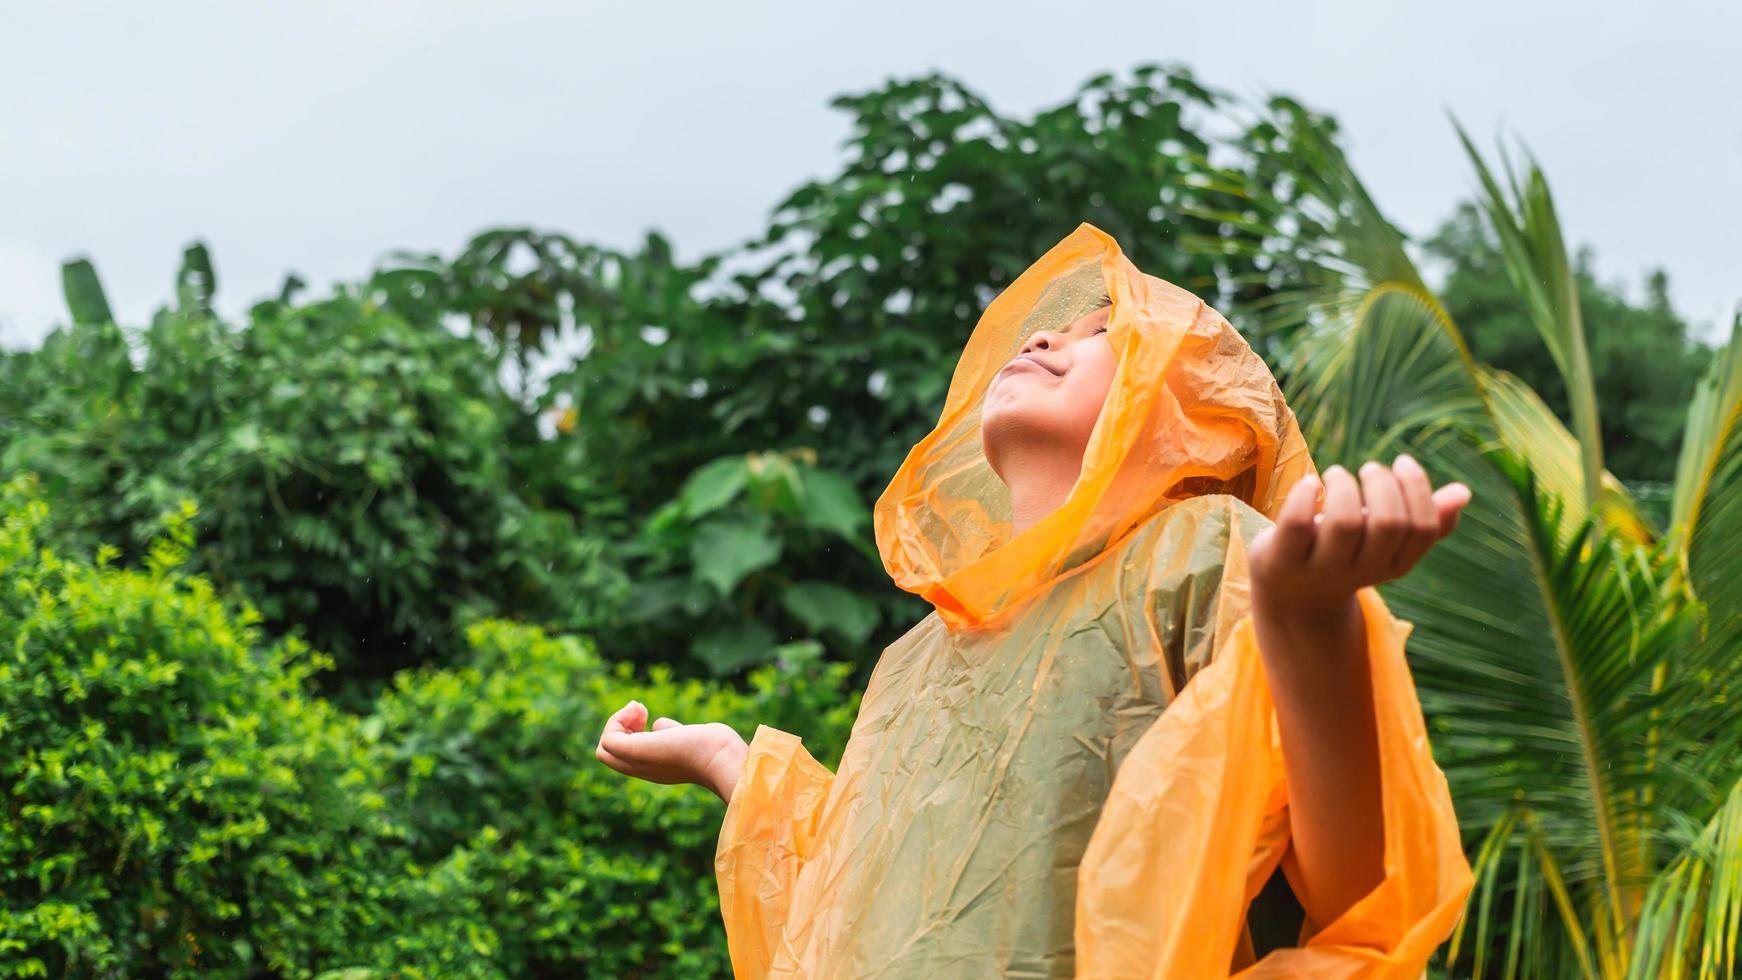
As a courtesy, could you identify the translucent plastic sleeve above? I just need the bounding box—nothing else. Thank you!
[714,724,836,979]
[1075,586,1473,977]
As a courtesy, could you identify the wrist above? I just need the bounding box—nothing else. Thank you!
[703,729,750,803]
[1251,590,1366,677]
[1253,587,1361,631]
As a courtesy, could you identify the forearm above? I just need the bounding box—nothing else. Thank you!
[1251,590,1384,930]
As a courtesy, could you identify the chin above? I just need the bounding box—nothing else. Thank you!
[981,402,1059,457]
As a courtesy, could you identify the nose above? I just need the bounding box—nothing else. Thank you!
[1020,329,1064,356]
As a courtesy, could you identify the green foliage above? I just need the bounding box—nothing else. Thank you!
[369,620,857,975]
[1426,201,1711,490]
[0,475,407,976]
[368,66,1327,678]
[1,255,626,684]
[1221,101,1742,975]
[617,448,886,675]
[59,258,112,326]
[0,477,858,976]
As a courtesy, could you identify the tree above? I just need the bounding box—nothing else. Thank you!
[0,250,625,687]
[370,65,1339,678]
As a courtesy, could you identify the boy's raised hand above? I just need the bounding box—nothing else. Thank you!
[1247,454,1471,611]
[595,700,749,803]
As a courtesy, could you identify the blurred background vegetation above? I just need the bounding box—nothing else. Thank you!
[0,65,1735,977]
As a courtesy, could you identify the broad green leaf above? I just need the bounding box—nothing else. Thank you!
[780,580,880,644]
[689,619,777,675]
[177,241,218,315]
[61,258,114,325]
[797,467,868,540]
[746,451,804,516]
[621,575,714,624]
[690,514,782,597]
[678,456,749,518]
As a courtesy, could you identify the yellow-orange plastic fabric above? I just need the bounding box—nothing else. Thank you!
[714,223,1472,977]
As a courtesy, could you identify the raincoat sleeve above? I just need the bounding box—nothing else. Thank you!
[714,724,835,979]
[1076,496,1472,978]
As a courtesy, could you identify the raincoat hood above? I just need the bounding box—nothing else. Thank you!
[874,223,1315,628]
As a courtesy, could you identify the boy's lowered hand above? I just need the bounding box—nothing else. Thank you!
[595,700,750,803]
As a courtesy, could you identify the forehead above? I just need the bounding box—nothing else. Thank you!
[1013,263,1107,341]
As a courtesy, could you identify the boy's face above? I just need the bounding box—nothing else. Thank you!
[980,306,1117,481]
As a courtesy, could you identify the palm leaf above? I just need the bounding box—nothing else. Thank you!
[1220,107,1737,968]
[1629,776,1742,980]
[1454,120,1605,512]
[1437,454,1706,974]
[1285,284,1487,469]
[1481,366,1655,546]
[1670,310,1742,667]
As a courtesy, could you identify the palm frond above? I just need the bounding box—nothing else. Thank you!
[1454,119,1605,512]
[1227,108,1738,970]
[1670,309,1742,667]
[1285,285,1487,469]
[1435,453,1711,974]
[1630,776,1742,980]
[1481,366,1655,547]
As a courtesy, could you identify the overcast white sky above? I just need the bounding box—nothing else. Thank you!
[2,1,1737,351]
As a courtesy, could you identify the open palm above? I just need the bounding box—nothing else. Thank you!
[1248,454,1470,608]
[594,700,748,802]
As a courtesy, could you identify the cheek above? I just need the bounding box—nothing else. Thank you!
[1064,345,1119,431]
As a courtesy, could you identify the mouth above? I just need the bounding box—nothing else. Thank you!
[999,353,1063,378]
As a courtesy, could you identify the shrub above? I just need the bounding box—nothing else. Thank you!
[366,623,859,976]
[0,475,412,976]
[0,477,859,977]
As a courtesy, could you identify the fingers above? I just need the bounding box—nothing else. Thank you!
[1358,460,1408,570]
[595,743,632,775]
[652,717,681,731]
[599,728,661,766]
[1314,456,1474,576]
[1391,455,1444,572]
[1267,473,1321,565]
[602,699,647,738]
[1433,482,1472,536]
[1316,464,1365,567]
[597,699,649,770]
[1393,455,1437,534]
[600,721,690,767]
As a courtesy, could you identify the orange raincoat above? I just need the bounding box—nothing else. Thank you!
[715,224,1472,977]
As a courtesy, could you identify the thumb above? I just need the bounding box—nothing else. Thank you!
[651,717,682,731]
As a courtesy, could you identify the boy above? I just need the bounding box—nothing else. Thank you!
[598,225,1473,976]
